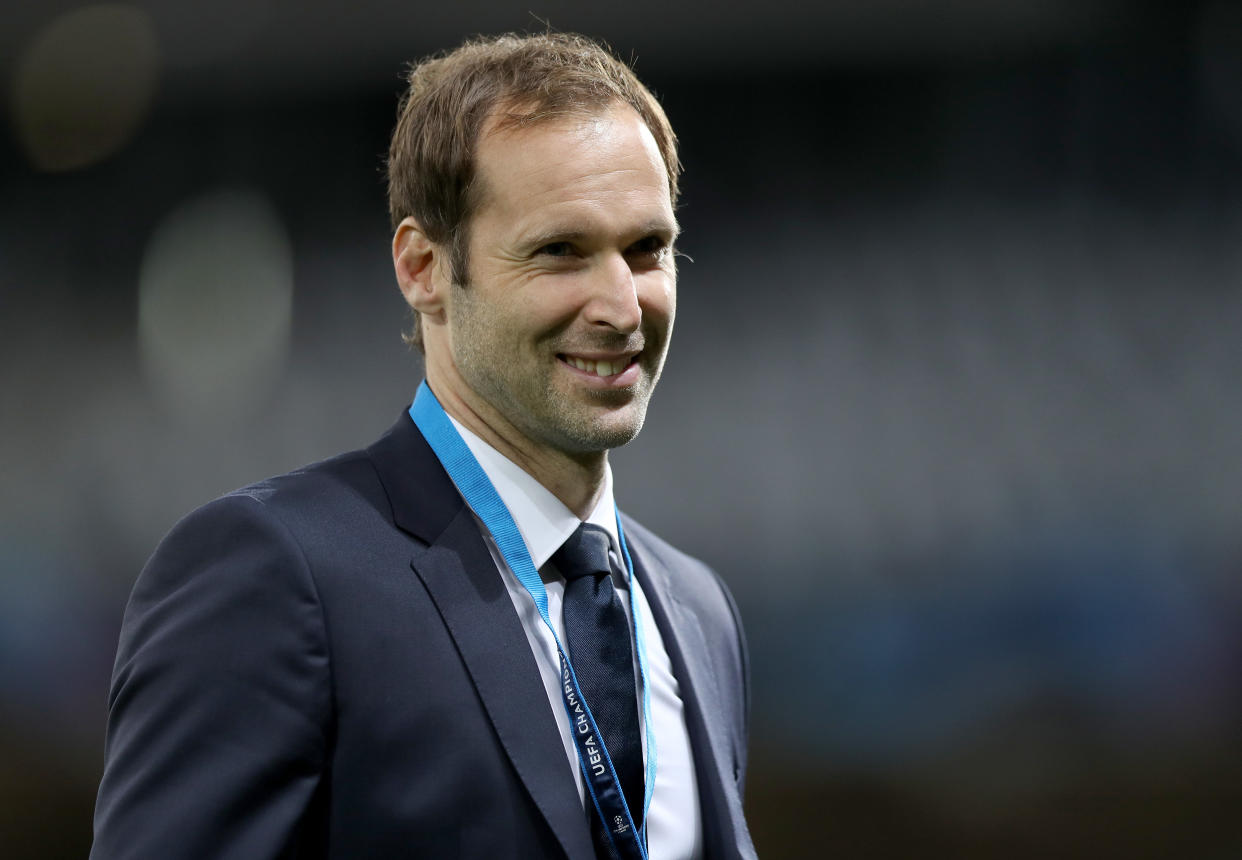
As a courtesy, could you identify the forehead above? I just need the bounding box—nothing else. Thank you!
[471,103,673,227]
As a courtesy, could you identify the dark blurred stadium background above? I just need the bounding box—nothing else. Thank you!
[3,1,1242,857]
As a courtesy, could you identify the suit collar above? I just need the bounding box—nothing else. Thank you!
[409,507,596,860]
[366,412,596,859]
[365,411,462,545]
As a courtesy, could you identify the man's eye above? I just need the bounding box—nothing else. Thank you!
[628,236,669,261]
[538,242,573,257]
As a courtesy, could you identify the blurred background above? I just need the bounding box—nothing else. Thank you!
[3,1,1242,857]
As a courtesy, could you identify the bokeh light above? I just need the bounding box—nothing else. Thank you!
[137,189,294,425]
[10,4,159,172]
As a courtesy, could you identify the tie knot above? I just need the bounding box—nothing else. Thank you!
[553,523,613,582]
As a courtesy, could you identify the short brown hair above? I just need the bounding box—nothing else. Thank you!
[387,31,681,350]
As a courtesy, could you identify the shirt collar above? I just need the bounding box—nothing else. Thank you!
[446,415,621,571]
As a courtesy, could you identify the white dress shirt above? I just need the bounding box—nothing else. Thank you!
[447,416,701,860]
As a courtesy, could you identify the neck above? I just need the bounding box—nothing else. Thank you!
[425,373,608,520]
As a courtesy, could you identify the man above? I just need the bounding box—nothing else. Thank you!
[91,33,754,860]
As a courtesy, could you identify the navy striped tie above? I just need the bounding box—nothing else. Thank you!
[554,523,645,856]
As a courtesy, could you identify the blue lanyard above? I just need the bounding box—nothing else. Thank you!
[410,382,656,859]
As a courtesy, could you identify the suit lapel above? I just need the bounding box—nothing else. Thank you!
[626,533,755,860]
[368,415,594,860]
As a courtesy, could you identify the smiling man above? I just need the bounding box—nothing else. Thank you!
[397,101,677,512]
[91,33,754,860]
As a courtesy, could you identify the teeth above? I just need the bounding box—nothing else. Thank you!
[565,356,626,377]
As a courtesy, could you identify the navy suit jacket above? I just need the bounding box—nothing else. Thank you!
[91,412,755,859]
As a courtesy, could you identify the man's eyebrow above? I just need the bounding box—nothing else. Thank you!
[520,220,681,252]
[637,218,681,241]
[651,219,681,242]
[520,228,588,251]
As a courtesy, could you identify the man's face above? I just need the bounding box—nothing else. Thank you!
[443,102,678,457]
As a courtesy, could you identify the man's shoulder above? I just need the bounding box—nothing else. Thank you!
[139,448,377,582]
[174,413,432,537]
[618,515,710,578]
[147,410,461,577]
[618,514,740,625]
[227,446,384,518]
[171,445,384,539]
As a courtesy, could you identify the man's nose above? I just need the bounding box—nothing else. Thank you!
[583,252,642,333]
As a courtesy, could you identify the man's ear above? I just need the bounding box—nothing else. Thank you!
[392,217,448,317]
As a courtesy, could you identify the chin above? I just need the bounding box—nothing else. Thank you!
[552,408,647,454]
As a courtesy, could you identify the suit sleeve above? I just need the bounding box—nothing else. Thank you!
[91,493,332,860]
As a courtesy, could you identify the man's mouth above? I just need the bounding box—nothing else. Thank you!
[558,353,640,378]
